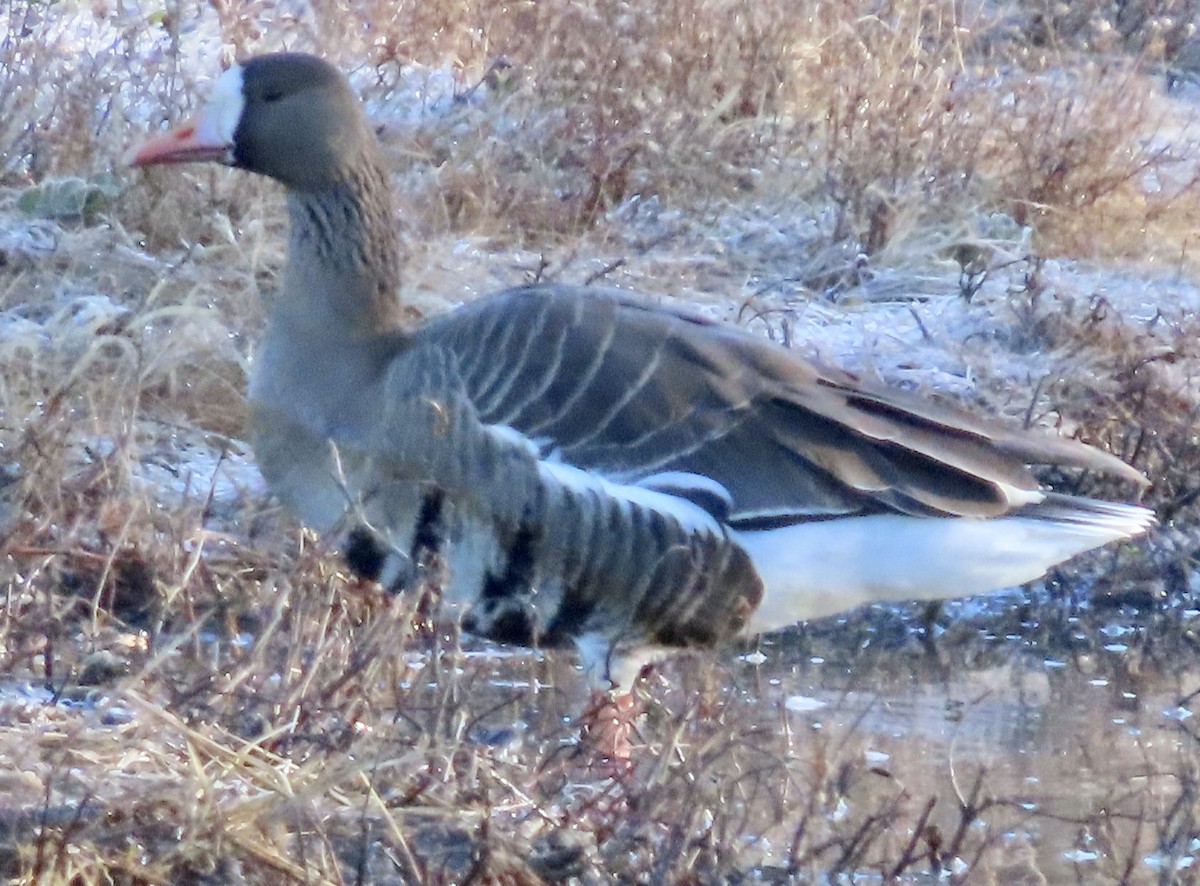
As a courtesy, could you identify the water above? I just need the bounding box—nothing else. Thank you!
[421,596,1200,881]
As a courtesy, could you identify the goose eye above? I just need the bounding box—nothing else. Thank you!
[261,89,285,103]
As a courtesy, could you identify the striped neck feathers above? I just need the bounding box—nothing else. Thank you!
[280,144,403,336]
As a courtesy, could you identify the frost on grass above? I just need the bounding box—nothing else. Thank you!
[2,0,1200,882]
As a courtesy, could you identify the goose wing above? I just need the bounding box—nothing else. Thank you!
[417,284,1141,525]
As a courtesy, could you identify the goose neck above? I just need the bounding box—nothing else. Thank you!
[278,157,403,335]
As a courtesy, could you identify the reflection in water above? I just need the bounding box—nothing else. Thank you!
[737,598,1200,880]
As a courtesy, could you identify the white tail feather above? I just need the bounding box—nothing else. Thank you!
[735,501,1155,636]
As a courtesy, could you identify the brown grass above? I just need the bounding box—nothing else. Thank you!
[3,0,1200,882]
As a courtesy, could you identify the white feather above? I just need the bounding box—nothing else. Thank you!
[200,65,246,146]
[735,504,1155,636]
[539,460,720,534]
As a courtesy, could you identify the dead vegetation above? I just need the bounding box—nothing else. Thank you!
[2,0,1200,882]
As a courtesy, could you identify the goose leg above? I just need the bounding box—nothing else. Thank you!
[579,688,642,776]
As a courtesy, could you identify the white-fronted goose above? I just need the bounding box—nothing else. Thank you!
[129,53,1154,684]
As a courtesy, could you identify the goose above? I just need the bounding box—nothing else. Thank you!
[128,52,1154,686]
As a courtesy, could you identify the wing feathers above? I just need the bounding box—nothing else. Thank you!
[415,285,1144,524]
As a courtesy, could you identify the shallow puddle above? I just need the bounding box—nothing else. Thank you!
[424,592,1200,880]
[736,599,1199,879]
[754,645,1198,878]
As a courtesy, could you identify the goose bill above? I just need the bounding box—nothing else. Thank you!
[127,119,232,167]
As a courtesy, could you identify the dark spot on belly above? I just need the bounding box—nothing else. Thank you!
[487,608,536,645]
[410,487,446,559]
[481,521,539,599]
[343,526,386,581]
[462,600,537,646]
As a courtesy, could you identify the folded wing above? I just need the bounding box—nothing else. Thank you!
[421,284,1142,525]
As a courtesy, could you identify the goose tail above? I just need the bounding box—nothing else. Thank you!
[736,496,1155,636]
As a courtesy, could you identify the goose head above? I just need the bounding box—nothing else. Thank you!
[130,53,403,331]
[129,53,372,193]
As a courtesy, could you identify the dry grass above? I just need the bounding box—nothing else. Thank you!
[3,0,1200,882]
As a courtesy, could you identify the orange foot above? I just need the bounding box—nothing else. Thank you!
[578,689,644,779]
